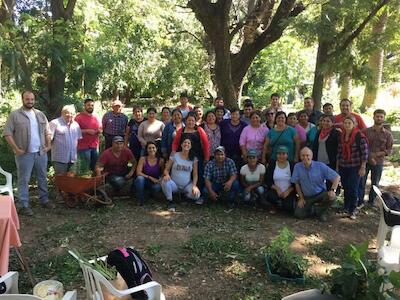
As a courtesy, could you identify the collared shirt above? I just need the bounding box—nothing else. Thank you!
[102,111,128,136]
[337,132,368,168]
[363,126,393,165]
[204,158,237,184]
[50,117,82,163]
[3,107,50,155]
[291,161,339,197]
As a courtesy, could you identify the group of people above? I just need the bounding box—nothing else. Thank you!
[3,91,394,220]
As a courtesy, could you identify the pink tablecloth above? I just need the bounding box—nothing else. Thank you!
[0,195,21,275]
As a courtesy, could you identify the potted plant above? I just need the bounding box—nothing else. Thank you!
[264,227,308,284]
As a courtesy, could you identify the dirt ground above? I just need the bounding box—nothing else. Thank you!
[9,176,398,300]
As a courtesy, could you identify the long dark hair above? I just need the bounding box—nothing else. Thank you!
[185,111,198,130]
[144,141,160,158]
[177,138,196,161]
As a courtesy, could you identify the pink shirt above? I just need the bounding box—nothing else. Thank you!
[239,124,269,158]
[294,124,306,142]
[75,113,102,150]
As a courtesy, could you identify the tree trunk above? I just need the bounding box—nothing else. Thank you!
[340,72,352,99]
[311,39,329,110]
[360,12,388,112]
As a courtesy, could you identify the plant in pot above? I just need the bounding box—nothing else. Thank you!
[327,241,400,299]
[263,227,308,283]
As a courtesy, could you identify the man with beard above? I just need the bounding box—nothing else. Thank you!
[303,97,322,125]
[334,98,367,130]
[3,90,52,216]
[360,109,393,206]
[75,98,102,171]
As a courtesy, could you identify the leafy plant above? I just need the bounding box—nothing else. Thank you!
[329,241,400,299]
[263,227,308,278]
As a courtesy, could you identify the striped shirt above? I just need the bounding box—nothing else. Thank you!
[102,111,128,136]
[50,117,82,163]
[337,132,368,168]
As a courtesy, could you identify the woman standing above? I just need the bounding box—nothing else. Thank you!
[137,107,165,154]
[172,111,210,189]
[161,109,184,160]
[239,111,269,160]
[262,111,300,164]
[337,116,368,220]
[203,110,221,157]
[265,146,296,214]
[125,105,146,161]
[134,142,164,206]
[161,138,201,211]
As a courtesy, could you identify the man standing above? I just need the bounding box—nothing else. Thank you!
[269,93,282,112]
[49,105,82,174]
[303,97,322,125]
[334,98,367,130]
[214,97,231,119]
[96,136,137,192]
[240,101,253,124]
[360,109,393,206]
[102,100,128,149]
[3,90,52,216]
[204,146,240,208]
[75,98,102,171]
[291,147,340,221]
[176,92,193,119]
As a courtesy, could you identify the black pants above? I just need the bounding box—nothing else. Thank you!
[265,189,297,212]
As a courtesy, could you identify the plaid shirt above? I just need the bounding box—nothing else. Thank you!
[337,132,368,168]
[50,117,82,163]
[204,158,237,184]
[102,111,128,136]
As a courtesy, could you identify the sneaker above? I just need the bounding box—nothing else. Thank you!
[195,198,204,205]
[357,203,365,210]
[167,202,176,212]
[18,207,34,216]
[41,202,56,209]
[349,212,357,220]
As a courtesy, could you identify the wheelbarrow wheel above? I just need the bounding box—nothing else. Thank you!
[94,188,113,206]
[64,193,79,208]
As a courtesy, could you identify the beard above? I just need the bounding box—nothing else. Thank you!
[23,103,34,109]
[85,108,94,114]
[374,120,384,126]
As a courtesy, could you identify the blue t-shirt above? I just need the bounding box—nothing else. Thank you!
[267,126,297,161]
[291,161,339,197]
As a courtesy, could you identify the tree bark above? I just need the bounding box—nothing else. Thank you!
[339,72,352,100]
[361,11,388,112]
[188,0,304,109]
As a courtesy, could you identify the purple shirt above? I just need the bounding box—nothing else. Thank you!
[294,124,306,142]
[239,124,269,158]
[219,119,247,158]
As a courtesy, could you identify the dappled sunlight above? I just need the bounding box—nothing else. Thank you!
[223,260,251,278]
[149,209,182,219]
[306,254,338,277]
[291,233,325,255]
[163,284,189,299]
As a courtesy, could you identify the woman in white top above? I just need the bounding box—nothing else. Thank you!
[161,138,201,212]
[137,107,165,154]
[239,149,266,203]
[265,145,296,214]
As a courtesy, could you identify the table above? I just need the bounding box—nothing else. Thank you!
[0,195,21,276]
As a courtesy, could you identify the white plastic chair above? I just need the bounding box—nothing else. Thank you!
[281,288,337,299]
[69,251,165,300]
[373,185,400,250]
[0,166,13,201]
[0,272,76,300]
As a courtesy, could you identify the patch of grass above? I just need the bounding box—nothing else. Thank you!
[308,241,346,264]
[182,234,249,263]
[146,244,161,256]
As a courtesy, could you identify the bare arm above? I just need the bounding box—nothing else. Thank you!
[262,137,270,164]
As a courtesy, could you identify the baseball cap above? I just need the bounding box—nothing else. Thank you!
[214,146,225,154]
[247,149,257,157]
[112,136,124,143]
[276,145,289,154]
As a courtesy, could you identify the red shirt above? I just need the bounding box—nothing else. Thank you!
[334,113,367,131]
[98,148,134,175]
[75,113,102,150]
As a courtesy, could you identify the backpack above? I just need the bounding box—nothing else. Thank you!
[107,247,153,300]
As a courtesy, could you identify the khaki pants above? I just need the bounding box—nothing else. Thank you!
[294,191,334,219]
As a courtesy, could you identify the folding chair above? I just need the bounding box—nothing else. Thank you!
[0,167,13,201]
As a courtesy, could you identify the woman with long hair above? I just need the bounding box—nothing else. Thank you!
[161,109,184,161]
[262,111,300,164]
[161,138,201,211]
[203,110,221,157]
[337,115,368,220]
[134,142,164,205]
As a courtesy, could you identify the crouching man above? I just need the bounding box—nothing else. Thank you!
[291,147,340,221]
[96,136,137,193]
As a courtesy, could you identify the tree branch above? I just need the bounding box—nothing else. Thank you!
[65,0,77,19]
[169,29,204,45]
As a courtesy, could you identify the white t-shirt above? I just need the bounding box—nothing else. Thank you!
[240,164,266,183]
[273,162,292,192]
[170,153,196,188]
[25,110,41,153]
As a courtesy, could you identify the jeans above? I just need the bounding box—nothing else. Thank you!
[294,191,334,219]
[339,166,361,214]
[106,173,129,191]
[78,148,98,171]
[53,161,75,175]
[242,186,265,202]
[15,152,49,208]
[134,176,161,204]
[266,189,297,212]
[161,179,199,201]
[360,163,384,205]
[204,180,240,204]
